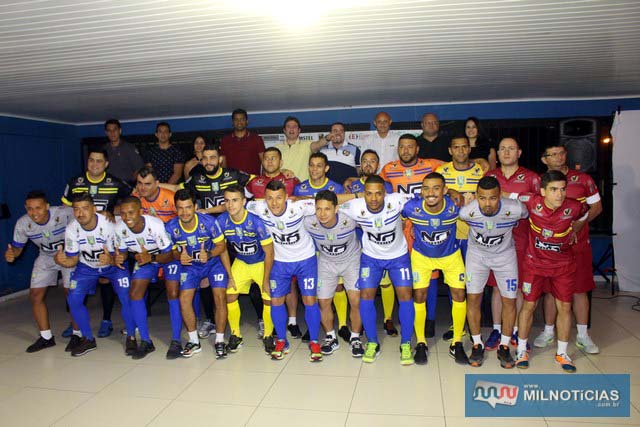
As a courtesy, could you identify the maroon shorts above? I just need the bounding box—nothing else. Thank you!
[521,261,576,303]
[487,245,525,289]
[571,243,595,293]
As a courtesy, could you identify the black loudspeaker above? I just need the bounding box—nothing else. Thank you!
[560,118,598,173]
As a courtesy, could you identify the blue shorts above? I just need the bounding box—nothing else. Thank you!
[358,253,413,289]
[132,259,181,282]
[269,256,318,299]
[69,263,130,295]
[179,259,227,290]
[162,260,181,282]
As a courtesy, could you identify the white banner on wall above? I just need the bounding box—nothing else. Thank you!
[611,110,640,291]
[260,130,415,149]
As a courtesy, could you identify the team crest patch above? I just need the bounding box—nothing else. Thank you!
[535,204,543,212]
[414,207,421,213]
[405,169,413,177]
[276,221,284,230]
[505,210,511,216]
[235,227,243,236]
[456,176,465,186]
[269,280,277,290]
[187,236,197,246]
[199,223,206,232]
[106,177,112,184]
[342,150,351,156]
[43,231,51,238]
[162,199,169,207]
[466,272,472,283]
[180,273,188,283]
[67,238,73,247]
[412,271,420,283]
[327,233,335,241]
[517,173,525,180]
[387,203,392,210]
[448,206,455,214]
[469,211,474,217]
[431,218,440,227]
[542,228,553,238]
[149,207,157,215]
[89,185,98,195]
[328,185,335,191]
[361,267,370,279]
[173,228,180,236]
[317,279,323,289]
[87,236,95,245]
[571,175,579,182]
[522,281,532,295]
[485,221,494,230]
[374,218,383,228]
[137,237,145,246]
[77,177,84,184]
[69,280,77,289]
[563,208,572,216]
[212,183,220,192]
[360,210,366,216]
[301,183,307,190]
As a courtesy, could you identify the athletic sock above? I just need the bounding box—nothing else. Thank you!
[576,324,588,338]
[215,332,224,344]
[326,330,336,339]
[398,300,415,343]
[188,330,199,344]
[451,299,467,342]
[557,340,568,355]
[262,305,274,336]
[544,324,555,335]
[40,330,53,340]
[272,305,288,340]
[381,285,395,321]
[493,323,502,333]
[472,334,483,346]
[304,303,321,342]
[288,316,297,326]
[333,290,348,328]
[227,299,242,336]
[168,299,182,341]
[517,338,528,354]
[72,329,82,338]
[500,334,511,346]
[426,276,438,320]
[359,299,378,344]
[351,331,360,339]
[414,301,427,344]
[131,299,150,341]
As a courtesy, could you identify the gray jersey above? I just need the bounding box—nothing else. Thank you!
[459,198,528,254]
[12,206,73,256]
[304,212,361,262]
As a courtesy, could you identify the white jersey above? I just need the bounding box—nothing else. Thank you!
[304,212,361,262]
[351,132,399,168]
[64,213,116,269]
[115,215,172,255]
[246,199,316,262]
[339,193,414,260]
[12,206,73,256]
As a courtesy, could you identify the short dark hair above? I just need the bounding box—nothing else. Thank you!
[450,134,470,146]
[223,184,245,198]
[25,190,48,203]
[264,146,282,159]
[423,172,445,184]
[71,193,94,204]
[478,176,500,191]
[364,175,385,186]
[398,133,418,143]
[104,118,121,130]
[156,121,171,133]
[265,179,286,193]
[283,116,301,130]
[174,189,196,205]
[309,152,328,165]
[137,166,159,181]
[541,170,567,189]
[542,142,565,157]
[315,190,338,206]
[330,122,345,131]
[87,146,109,161]
[361,149,380,163]
[120,196,141,208]
[232,109,248,120]
[202,143,221,154]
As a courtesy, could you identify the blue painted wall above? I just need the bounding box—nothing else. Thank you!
[0,116,80,295]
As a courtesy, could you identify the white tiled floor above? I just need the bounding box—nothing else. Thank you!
[1,285,639,426]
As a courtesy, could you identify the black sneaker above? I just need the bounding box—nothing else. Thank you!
[26,336,56,353]
[166,340,182,360]
[425,320,436,339]
[384,319,398,337]
[414,342,428,365]
[215,342,228,359]
[350,337,364,358]
[449,341,470,365]
[263,335,276,355]
[497,344,515,369]
[321,336,339,355]
[469,344,485,367]
[125,337,138,356]
[287,324,302,339]
[338,325,351,343]
[181,341,201,358]
[442,326,454,341]
[65,335,82,352]
[227,335,243,353]
[132,340,156,360]
[71,338,97,357]
[301,329,310,343]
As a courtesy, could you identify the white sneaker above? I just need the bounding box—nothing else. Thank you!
[533,330,555,348]
[257,320,265,339]
[197,320,216,339]
[576,335,600,354]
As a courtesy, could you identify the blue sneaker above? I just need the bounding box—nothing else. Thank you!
[485,329,501,351]
[97,320,113,338]
[61,324,73,338]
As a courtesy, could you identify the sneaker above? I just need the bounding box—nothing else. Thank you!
[443,326,467,342]
[120,327,139,336]
[257,320,265,339]
[215,342,228,359]
[181,341,202,358]
[301,329,310,343]
[61,324,73,338]
[510,332,531,352]
[321,336,339,355]
[400,342,414,366]
[449,341,470,365]
[197,321,216,339]
[271,339,290,360]
[263,336,276,355]
[26,336,56,353]
[97,320,113,338]
[485,329,501,351]
[533,330,554,348]
[287,324,302,339]
[227,335,243,353]
[576,335,600,354]
[71,338,97,356]
[362,342,380,363]
[166,340,182,360]
[65,335,82,352]
[469,344,485,367]
[338,325,351,343]
[309,341,323,362]
[555,353,577,373]
[125,337,138,356]
[350,337,364,358]
[132,340,155,360]
[384,319,398,337]
[414,342,428,365]
[515,349,529,369]
[497,345,515,369]
[425,319,436,339]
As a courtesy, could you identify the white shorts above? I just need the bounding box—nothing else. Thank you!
[465,248,518,299]
[31,255,73,289]
[317,257,360,299]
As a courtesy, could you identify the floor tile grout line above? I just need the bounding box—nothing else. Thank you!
[344,352,364,426]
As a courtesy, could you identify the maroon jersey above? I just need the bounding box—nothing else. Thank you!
[485,166,540,249]
[564,169,600,248]
[519,194,586,271]
[245,173,299,199]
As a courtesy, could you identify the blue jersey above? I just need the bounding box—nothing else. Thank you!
[348,177,393,194]
[401,195,459,258]
[294,178,344,197]
[165,213,225,265]
[217,210,272,264]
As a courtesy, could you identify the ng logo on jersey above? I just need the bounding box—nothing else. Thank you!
[319,243,348,256]
[272,232,300,245]
[473,232,504,247]
[367,230,396,245]
[81,249,104,262]
[420,230,450,245]
[230,241,258,255]
[396,182,422,194]
[40,241,64,253]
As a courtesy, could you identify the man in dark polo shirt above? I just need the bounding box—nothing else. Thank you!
[101,119,144,186]
[143,122,186,184]
[220,109,266,175]
[416,113,451,162]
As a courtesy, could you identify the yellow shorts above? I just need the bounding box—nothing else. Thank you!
[411,250,465,290]
[228,259,270,300]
